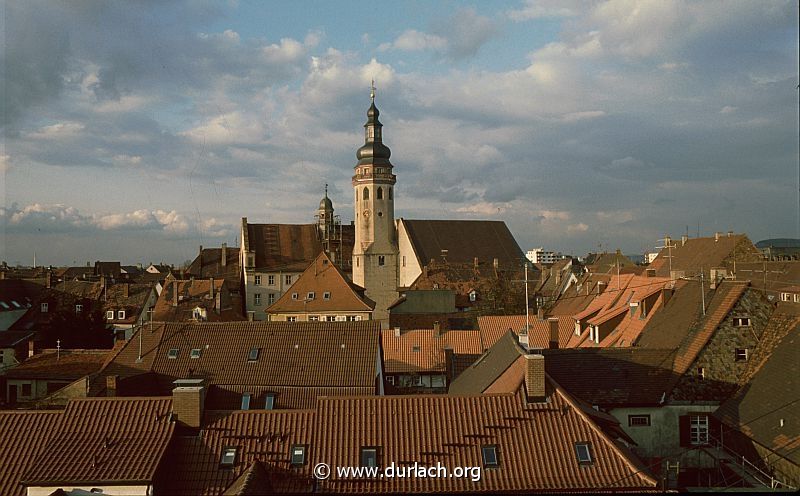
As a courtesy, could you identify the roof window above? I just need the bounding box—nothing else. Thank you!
[575,442,593,464]
[291,292,298,300]
[190,348,202,359]
[412,345,421,352]
[291,445,306,466]
[307,292,315,300]
[248,348,260,361]
[481,445,499,467]
[241,393,251,410]
[220,447,237,467]
[360,447,378,468]
[167,348,179,359]
[265,393,275,410]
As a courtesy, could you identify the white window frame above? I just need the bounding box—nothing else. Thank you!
[190,348,202,359]
[41,303,48,313]
[690,415,709,445]
[287,316,297,322]
[268,275,275,286]
[268,293,275,305]
[221,447,237,467]
[117,310,126,320]
[575,442,592,463]
[735,348,749,361]
[284,275,292,286]
[254,293,261,306]
[323,292,331,300]
[733,317,751,327]
[628,414,651,427]
[254,275,262,286]
[307,292,315,300]
[781,292,791,302]
[75,304,83,314]
[106,310,115,320]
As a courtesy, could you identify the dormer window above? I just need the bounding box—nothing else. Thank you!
[735,348,749,361]
[106,310,114,320]
[75,304,83,314]
[307,292,315,300]
[733,317,751,327]
[265,393,275,410]
[117,310,125,320]
[241,393,251,410]
[291,293,298,300]
[575,442,593,464]
[291,445,306,466]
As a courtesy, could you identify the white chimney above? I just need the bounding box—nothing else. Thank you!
[221,243,227,267]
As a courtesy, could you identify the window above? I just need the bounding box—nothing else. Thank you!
[386,375,395,385]
[575,442,593,464]
[360,447,378,468]
[795,294,800,303]
[309,315,319,321]
[481,445,499,467]
[255,275,262,286]
[117,310,125,320]
[377,187,383,199]
[402,256,406,267]
[193,307,206,321]
[248,348,260,361]
[41,303,48,313]
[781,292,791,302]
[690,415,709,445]
[697,367,705,380]
[628,415,651,427]
[307,292,315,300]
[21,383,32,397]
[190,348,202,359]
[75,304,83,314]
[291,293,298,300]
[412,345,421,353]
[348,315,360,321]
[268,275,275,286]
[106,310,114,320]
[323,292,331,300]
[733,317,751,327]
[285,275,293,286]
[287,316,297,322]
[241,393,251,410]
[378,256,385,266]
[254,293,262,305]
[265,393,275,410]
[268,294,275,305]
[167,348,179,359]
[363,187,369,200]
[220,447,237,467]
[735,348,749,361]
[291,445,306,466]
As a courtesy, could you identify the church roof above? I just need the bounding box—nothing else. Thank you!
[400,219,524,268]
[245,223,322,272]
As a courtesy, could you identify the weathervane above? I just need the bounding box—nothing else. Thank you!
[370,79,376,102]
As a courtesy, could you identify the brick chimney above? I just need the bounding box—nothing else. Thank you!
[45,271,52,289]
[28,339,35,358]
[209,278,215,299]
[106,375,118,397]
[172,379,205,430]
[221,243,227,267]
[173,282,179,307]
[524,354,546,402]
[433,321,441,338]
[122,283,129,299]
[548,318,559,349]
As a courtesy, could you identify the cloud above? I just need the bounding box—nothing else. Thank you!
[720,105,738,114]
[507,0,584,21]
[379,30,447,52]
[456,202,511,216]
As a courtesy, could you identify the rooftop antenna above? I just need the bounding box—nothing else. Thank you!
[656,236,676,281]
[56,339,61,361]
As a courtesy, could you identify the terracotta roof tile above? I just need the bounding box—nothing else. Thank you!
[381,329,483,373]
[245,223,323,271]
[21,397,174,486]
[0,410,62,496]
[648,234,761,278]
[478,315,574,350]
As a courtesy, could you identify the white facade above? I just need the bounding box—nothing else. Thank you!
[526,247,564,264]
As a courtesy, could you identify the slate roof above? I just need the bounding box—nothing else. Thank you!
[714,330,800,464]
[0,410,62,496]
[447,331,524,395]
[91,321,380,408]
[4,349,109,380]
[381,329,483,374]
[21,397,174,486]
[400,219,524,268]
[543,348,678,407]
[160,410,315,495]
[312,391,658,493]
[477,314,574,350]
[187,247,241,288]
[267,252,374,314]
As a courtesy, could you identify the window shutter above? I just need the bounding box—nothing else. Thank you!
[679,415,690,447]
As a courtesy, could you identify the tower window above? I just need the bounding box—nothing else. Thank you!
[377,187,383,199]
[363,187,369,200]
[388,187,392,200]
[378,256,385,266]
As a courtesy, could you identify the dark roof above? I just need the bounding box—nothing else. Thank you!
[245,223,322,271]
[0,410,62,496]
[91,321,380,408]
[447,331,524,395]
[187,247,241,287]
[715,330,800,464]
[4,349,109,380]
[153,279,242,322]
[648,234,762,278]
[477,315,574,351]
[636,279,703,349]
[0,279,44,312]
[94,261,121,278]
[401,219,524,268]
[0,330,35,347]
[21,397,174,486]
[543,348,679,407]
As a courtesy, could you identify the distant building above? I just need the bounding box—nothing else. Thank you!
[526,247,566,264]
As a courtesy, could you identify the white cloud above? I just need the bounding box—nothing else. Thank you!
[720,105,738,114]
[379,30,447,52]
[567,222,589,233]
[26,121,85,139]
[507,0,583,21]
[456,202,510,215]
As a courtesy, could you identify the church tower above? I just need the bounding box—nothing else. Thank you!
[352,84,398,323]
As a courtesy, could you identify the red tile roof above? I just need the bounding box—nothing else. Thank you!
[153,279,242,322]
[478,315,574,350]
[245,223,323,271]
[0,410,62,496]
[381,329,483,373]
[21,397,174,486]
[312,391,658,493]
[648,234,762,278]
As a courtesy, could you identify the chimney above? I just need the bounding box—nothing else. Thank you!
[727,231,734,238]
[440,249,448,262]
[597,281,606,294]
[100,275,106,291]
[247,311,254,322]
[493,258,499,269]
[173,282,179,307]
[221,243,227,267]
[123,283,129,299]
[45,271,52,289]
[715,232,721,242]
[433,321,441,338]
[394,327,401,338]
[681,235,688,246]
[106,375,118,397]
[473,257,479,269]
[28,339,35,358]
[198,245,203,266]
[172,379,205,430]
[518,328,529,350]
[209,278,215,299]
[548,318,560,349]
[524,354,546,402]
[536,307,544,320]
[423,265,428,279]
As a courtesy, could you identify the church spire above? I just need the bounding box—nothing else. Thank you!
[357,82,392,166]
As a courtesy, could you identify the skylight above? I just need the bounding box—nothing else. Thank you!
[248,347,260,361]
[265,393,275,410]
[575,442,592,464]
[323,292,331,300]
[482,445,499,467]
[291,445,306,465]
[167,348,179,359]
[190,348,202,359]
[220,447,237,467]
[241,393,251,410]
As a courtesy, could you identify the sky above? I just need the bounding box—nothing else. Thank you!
[1,0,798,266]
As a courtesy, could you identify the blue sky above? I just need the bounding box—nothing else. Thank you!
[1,0,798,266]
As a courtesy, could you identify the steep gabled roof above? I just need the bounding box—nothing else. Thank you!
[714,330,800,464]
[21,397,174,486]
[187,247,241,288]
[267,252,374,314]
[447,331,524,395]
[401,219,524,268]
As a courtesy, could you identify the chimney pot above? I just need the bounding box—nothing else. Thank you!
[715,232,721,242]
[681,235,688,246]
[209,277,215,299]
[433,321,441,338]
[548,318,559,349]
[727,231,734,238]
[474,257,479,269]
[524,354,546,402]
[106,375,118,397]
[394,327,401,338]
[493,258,499,269]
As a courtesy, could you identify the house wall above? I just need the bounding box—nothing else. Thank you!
[6,378,71,402]
[243,270,301,321]
[268,311,371,322]
[0,346,20,372]
[671,289,773,402]
[398,220,423,288]
[27,485,152,496]
[610,404,718,468]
